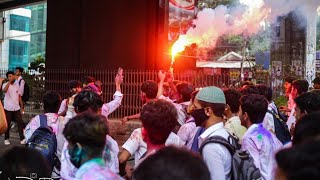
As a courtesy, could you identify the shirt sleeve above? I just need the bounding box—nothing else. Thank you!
[18,79,25,96]
[24,116,40,141]
[263,112,275,133]
[241,137,261,169]
[122,129,141,156]
[58,99,67,114]
[101,91,123,118]
[177,124,190,145]
[202,144,229,180]
[60,141,78,180]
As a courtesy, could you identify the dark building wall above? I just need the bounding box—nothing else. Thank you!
[46,0,166,70]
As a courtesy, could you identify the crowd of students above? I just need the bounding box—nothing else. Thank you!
[1,68,320,180]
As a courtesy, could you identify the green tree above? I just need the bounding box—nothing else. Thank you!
[198,0,237,10]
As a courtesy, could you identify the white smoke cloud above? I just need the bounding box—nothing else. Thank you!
[176,0,320,52]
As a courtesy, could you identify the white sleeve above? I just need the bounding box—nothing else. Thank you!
[122,129,141,156]
[202,144,229,180]
[58,99,67,114]
[101,91,123,118]
[60,141,78,180]
[24,116,40,141]
[19,79,25,96]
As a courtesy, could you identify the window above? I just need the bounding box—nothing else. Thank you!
[9,40,29,70]
[10,14,30,32]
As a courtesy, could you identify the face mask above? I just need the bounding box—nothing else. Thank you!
[69,145,82,168]
[190,108,209,127]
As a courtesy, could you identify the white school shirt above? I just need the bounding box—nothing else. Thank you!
[198,122,232,180]
[122,128,184,167]
[241,124,282,180]
[2,82,21,111]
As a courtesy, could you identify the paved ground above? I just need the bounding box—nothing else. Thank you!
[0,127,24,156]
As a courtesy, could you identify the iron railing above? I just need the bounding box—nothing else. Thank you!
[1,68,279,119]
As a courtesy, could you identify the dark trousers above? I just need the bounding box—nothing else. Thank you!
[4,110,25,140]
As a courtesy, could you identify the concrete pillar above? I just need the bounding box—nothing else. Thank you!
[305,12,317,86]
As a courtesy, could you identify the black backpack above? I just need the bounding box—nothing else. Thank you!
[199,135,261,180]
[19,79,30,102]
[27,115,60,171]
[267,108,291,144]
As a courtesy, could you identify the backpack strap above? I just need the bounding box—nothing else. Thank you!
[39,114,48,127]
[199,135,236,156]
[267,109,286,124]
[19,79,22,86]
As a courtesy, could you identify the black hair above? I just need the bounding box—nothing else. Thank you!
[198,100,226,118]
[310,89,320,96]
[284,76,297,84]
[140,100,177,145]
[241,81,254,87]
[256,84,272,102]
[82,76,96,85]
[313,77,320,85]
[73,90,103,113]
[63,113,109,153]
[15,67,24,73]
[292,79,309,95]
[132,146,210,180]
[68,80,82,90]
[43,91,62,113]
[293,112,320,145]
[6,71,14,78]
[191,90,199,102]
[0,147,51,179]
[176,83,195,102]
[240,94,268,124]
[239,85,260,96]
[276,140,320,180]
[294,92,320,115]
[223,88,241,114]
[141,80,158,99]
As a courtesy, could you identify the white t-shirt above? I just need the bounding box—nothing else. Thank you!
[122,128,184,167]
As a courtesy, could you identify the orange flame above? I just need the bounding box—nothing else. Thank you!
[171,36,191,66]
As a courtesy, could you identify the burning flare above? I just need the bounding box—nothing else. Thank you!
[171,35,191,65]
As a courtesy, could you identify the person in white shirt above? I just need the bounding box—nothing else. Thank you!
[2,71,25,145]
[189,86,231,180]
[119,128,184,168]
[58,80,82,117]
[15,67,25,98]
[177,90,199,149]
[24,91,66,179]
[134,100,181,167]
[223,89,247,142]
[60,73,123,179]
[239,94,282,180]
[286,80,309,135]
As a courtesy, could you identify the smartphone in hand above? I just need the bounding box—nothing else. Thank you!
[118,67,123,76]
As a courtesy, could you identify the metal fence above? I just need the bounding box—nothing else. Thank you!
[1,68,277,119]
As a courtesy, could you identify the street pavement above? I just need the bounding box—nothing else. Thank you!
[0,127,24,156]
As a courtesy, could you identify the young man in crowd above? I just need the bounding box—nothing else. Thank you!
[312,76,320,89]
[293,92,320,122]
[121,80,158,123]
[58,80,82,118]
[286,79,309,133]
[133,146,210,180]
[223,88,247,141]
[60,73,123,179]
[280,77,297,116]
[0,147,51,179]
[2,71,25,145]
[177,90,198,149]
[239,94,282,179]
[292,112,320,146]
[137,100,181,164]
[24,91,65,178]
[15,67,25,99]
[63,113,122,180]
[119,99,183,172]
[190,86,231,180]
